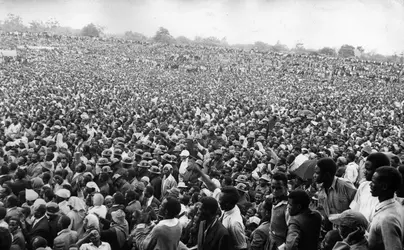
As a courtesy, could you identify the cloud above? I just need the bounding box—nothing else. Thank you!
[0,0,403,54]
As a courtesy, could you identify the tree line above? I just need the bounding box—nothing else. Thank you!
[0,13,402,63]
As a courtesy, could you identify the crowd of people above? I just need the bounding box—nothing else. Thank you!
[1,31,404,250]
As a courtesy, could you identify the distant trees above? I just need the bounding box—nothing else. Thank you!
[338,44,355,58]
[153,27,175,44]
[124,31,147,41]
[253,41,271,51]
[176,36,192,45]
[319,47,337,57]
[1,14,25,32]
[81,23,102,37]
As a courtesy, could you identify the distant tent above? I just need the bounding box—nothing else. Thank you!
[0,50,17,57]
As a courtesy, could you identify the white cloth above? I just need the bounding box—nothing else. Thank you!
[349,181,379,222]
[343,162,359,183]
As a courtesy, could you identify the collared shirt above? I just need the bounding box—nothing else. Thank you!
[368,198,404,250]
[79,242,111,250]
[350,181,379,222]
[32,215,45,228]
[221,206,247,249]
[318,177,357,217]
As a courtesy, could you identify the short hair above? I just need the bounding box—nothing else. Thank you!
[367,153,391,170]
[317,158,337,177]
[262,197,273,212]
[347,153,356,162]
[288,190,310,210]
[0,227,12,250]
[126,190,137,202]
[145,186,154,196]
[7,195,19,208]
[220,186,240,207]
[164,197,181,219]
[0,207,6,220]
[113,192,125,205]
[223,176,233,186]
[272,172,288,186]
[16,168,26,179]
[59,215,71,229]
[375,166,402,192]
[1,165,9,175]
[32,236,48,248]
[201,196,219,216]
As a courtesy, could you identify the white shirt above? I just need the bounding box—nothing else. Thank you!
[349,181,379,222]
[344,162,359,183]
[221,206,247,249]
[80,242,111,250]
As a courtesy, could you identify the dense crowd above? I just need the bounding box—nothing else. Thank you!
[1,31,404,250]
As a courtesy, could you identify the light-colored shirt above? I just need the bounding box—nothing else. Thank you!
[350,181,379,222]
[368,198,404,250]
[221,205,247,249]
[343,162,359,184]
[80,242,111,250]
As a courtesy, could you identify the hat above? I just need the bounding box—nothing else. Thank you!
[135,182,146,192]
[26,189,39,201]
[235,175,248,184]
[86,182,100,192]
[259,174,271,182]
[56,189,71,199]
[101,149,112,158]
[180,150,190,157]
[139,160,150,168]
[362,145,372,155]
[142,152,153,160]
[173,146,182,152]
[236,183,248,193]
[177,182,188,188]
[257,135,265,141]
[214,149,223,155]
[134,149,143,156]
[97,158,110,166]
[113,148,122,157]
[102,165,113,173]
[248,216,261,226]
[149,166,161,175]
[112,174,122,182]
[140,176,150,183]
[46,202,59,215]
[121,157,134,166]
[167,187,180,198]
[163,164,173,171]
[329,210,368,228]
[111,209,126,224]
[195,159,203,166]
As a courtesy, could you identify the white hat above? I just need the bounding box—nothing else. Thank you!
[177,182,188,188]
[56,189,71,199]
[180,150,190,157]
[26,189,39,201]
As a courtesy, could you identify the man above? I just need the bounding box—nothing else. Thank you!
[219,186,247,250]
[53,215,78,250]
[356,145,371,186]
[179,150,190,182]
[350,152,390,222]
[46,202,61,247]
[80,229,111,250]
[267,172,289,250]
[368,166,404,250]
[285,190,322,250]
[112,174,133,195]
[28,204,50,248]
[313,158,356,223]
[148,166,162,200]
[162,164,177,197]
[344,153,358,184]
[197,197,230,250]
[329,210,369,250]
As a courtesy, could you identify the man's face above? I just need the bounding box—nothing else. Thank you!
[163,167,170,176]
[89,230,101,244]
[11,117,18,124]
[364,161,374,181]
[313,165,324,184]
[271,179,287,198]
[287,198,301,216]
[337,224,353,239]
[255,193,263,204]
[8,219,18,233]
[198,204,210,221]
[370,172,383,197]
[218,193,232,212]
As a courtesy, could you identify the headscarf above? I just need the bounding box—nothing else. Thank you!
[84,214,100,232]
[31,177,44,190]
[68,197,87,212]
[111,209,129,248]
[88,193,107,218]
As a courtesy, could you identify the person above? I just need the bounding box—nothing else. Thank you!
[161,164,178,197]
[249,197,271,250]
[349,152,390,222]
[343,153,358,184]
[80,229,111,250]
[267,172,289,250]
[142,197,183,250]
[46,202,61,248]
[53,215,78,250]
[0,227,12,250]
[197,196,230,250]
[88,193,107,219]
[67,197,86,238]
[313,158,357,223]
[368,166,404,250]
[329,210,369,250]
[100,209,129,249]
[218,186,247,250]
[284,190,322,250]
[28,204,50,249]
[8,217,26,250]
[76,214,100,248]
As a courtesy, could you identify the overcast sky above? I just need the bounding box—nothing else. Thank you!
[0,0,403,55]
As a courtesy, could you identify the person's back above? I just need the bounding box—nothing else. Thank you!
[286,209,322,250]
[148,220,182,250]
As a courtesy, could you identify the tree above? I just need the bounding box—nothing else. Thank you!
[338,44,355,58]
[124,31,147,41]
[253,41,271,51]
[176,36,192,44]
[29,20,47,32]
[1,13,26,32]
[153,27,174,44]
[271,41,288,52]
[81,23,101,37]
[45,18,60,30]
[319,47,337,57]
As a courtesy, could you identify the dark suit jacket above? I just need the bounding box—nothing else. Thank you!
[197,219,231,250]
[28,216,50,247]
[285,209,322,250]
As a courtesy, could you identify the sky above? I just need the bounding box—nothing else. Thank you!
[0,0,403,55]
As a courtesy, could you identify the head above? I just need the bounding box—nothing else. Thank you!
[160,197,181,219]
[219,186,240,212]
[370,166,402,198]
[57,215,71,232]
[314,158,337,184]
[0,227,12,250]
[199,197,219,222]
[144,186,154,198]
[365,153,391,181]
[396,165,404,198]
[287,190,310,216]
[330,210,368,240]
[271,172,288,198]
[34,204,46,219]
[8,217,20,233]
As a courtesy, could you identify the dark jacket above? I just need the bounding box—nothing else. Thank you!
[150,176,162,200]
[28,216,50,248]
[197,219,231,250]
[47,214,61,247]
[285,209,322,250]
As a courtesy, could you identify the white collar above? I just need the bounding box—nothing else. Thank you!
[375,198,396,212]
